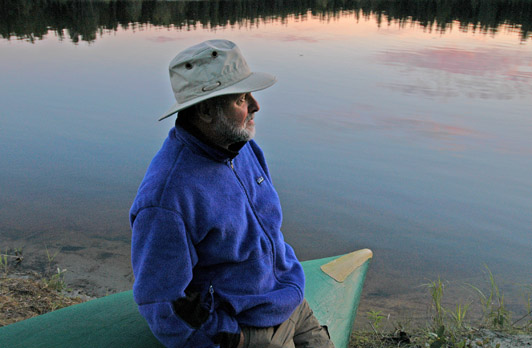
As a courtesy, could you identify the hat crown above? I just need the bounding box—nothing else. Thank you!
[169,40,252,104]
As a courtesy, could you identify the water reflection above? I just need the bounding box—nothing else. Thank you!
[1,0,531,319]
[1,0,531,43]
[379,46,532,100]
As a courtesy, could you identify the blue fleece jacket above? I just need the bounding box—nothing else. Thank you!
[130,123,305,348]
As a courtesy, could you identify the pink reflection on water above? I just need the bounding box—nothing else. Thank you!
[147,35,186,43]
[381,47,531,78]
[378,46,532,99]
[384,117,474,137]
[372,115,484,153]
[308,106,480,145]
[252,33,320,43]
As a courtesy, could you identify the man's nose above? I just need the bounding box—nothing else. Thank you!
[248,93,260,113]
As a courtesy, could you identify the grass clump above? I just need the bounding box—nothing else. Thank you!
[0,276,83,327]
[40,245,69,292]
[469,266,510,330]
[351,267,532,348]
[0,245,84,327]
[0,248,23,275]
[44,267,69,292]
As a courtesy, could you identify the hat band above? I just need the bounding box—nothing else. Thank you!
[176,69,252,104]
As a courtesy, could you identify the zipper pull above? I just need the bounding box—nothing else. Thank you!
[229,160,234,170]
[209,285,215,313]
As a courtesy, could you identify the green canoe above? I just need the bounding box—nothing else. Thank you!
[0,249,372,348]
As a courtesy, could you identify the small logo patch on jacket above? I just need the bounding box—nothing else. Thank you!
[256,176,264,184]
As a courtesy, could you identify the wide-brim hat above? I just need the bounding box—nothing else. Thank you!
[159,40,277,121]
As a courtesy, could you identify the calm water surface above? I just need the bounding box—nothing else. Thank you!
[1,0,531,317]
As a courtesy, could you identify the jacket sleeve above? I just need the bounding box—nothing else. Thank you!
[131,207,241,348]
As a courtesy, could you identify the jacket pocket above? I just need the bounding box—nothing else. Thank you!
[172,291,209,329]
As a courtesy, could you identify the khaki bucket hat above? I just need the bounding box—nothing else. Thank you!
[159,40,277,121]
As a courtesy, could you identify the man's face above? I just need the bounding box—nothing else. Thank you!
[213,93,260,144]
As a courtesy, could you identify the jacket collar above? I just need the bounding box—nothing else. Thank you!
[174,117,245,162]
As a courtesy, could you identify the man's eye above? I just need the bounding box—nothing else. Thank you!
[238,95,246,103]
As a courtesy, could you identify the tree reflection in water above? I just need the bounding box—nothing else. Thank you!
[1,0,531,44]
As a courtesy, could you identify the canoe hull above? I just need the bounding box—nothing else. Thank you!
[303,249,372,348]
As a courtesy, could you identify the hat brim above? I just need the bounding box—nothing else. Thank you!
[158,71,277,121]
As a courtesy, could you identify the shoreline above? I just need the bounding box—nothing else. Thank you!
[2,234,531,323]
[1,243,531,347]
[2,269,531,348]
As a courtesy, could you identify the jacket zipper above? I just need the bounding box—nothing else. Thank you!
[226,158,276,270]
[208,285,215,314]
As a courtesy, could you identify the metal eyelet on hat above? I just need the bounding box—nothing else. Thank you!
[185,63,193,70]
[212,51,218,58]
[202,81,222,92]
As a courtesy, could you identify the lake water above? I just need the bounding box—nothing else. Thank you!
[1,0,531,322]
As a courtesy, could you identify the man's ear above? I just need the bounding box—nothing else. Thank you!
[196,102,213,124]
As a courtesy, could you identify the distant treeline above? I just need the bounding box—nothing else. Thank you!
[1,0,531,43]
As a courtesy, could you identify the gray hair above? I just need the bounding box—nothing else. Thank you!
[177,94,232,121]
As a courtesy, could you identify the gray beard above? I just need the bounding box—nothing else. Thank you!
[213,108,255,145]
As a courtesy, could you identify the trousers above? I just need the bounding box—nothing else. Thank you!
[241,299,335,348]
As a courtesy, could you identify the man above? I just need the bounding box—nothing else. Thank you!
[130,40,334,348]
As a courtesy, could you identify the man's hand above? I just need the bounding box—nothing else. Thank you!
[236,330,245,348]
